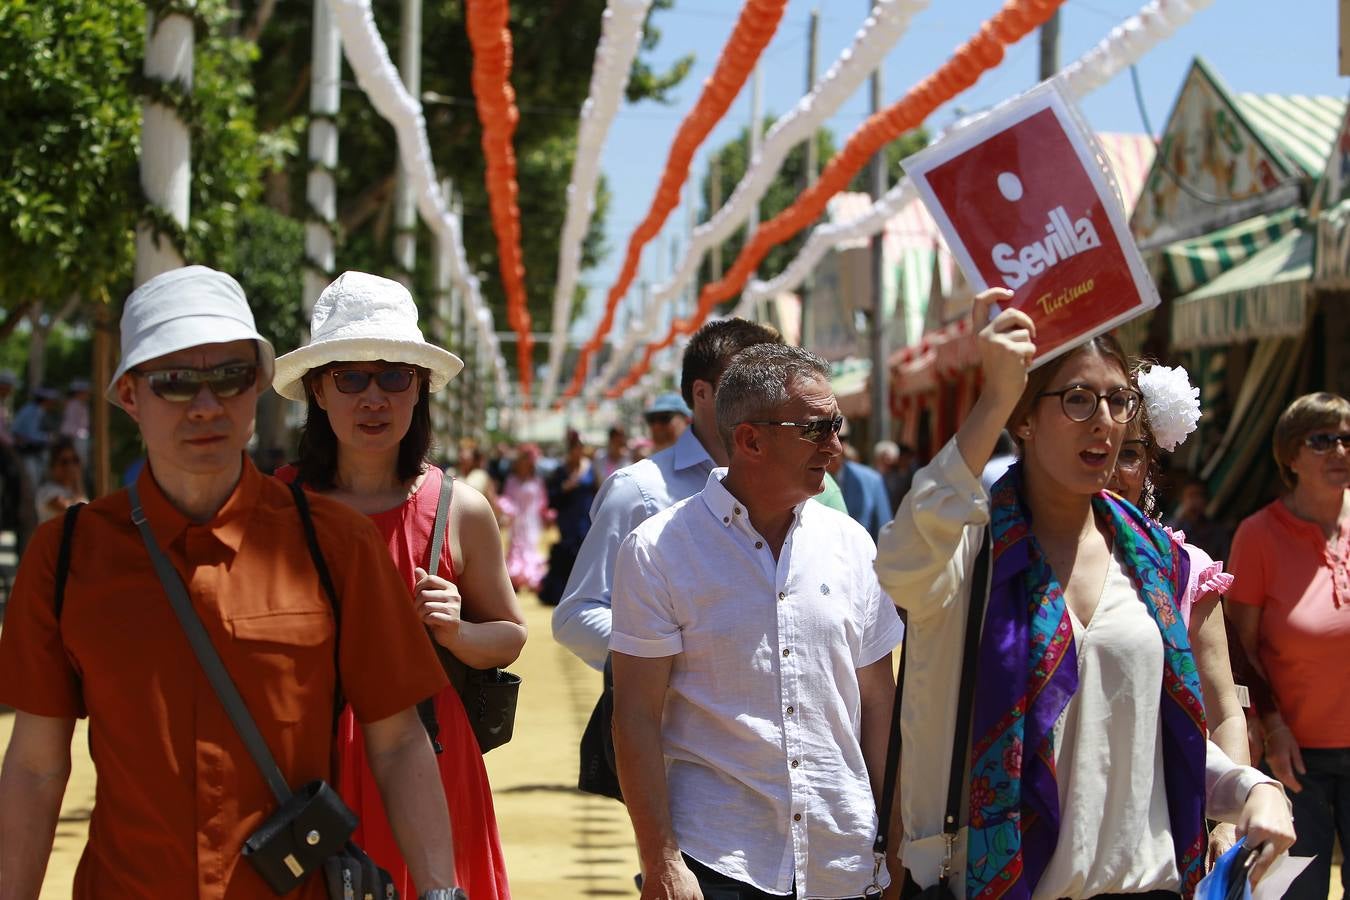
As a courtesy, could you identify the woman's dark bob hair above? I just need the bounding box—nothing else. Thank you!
[294,363,434,490]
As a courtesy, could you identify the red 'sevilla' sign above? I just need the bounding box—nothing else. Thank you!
[904,82,1159,367]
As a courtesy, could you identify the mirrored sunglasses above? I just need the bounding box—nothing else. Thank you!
[138,364,258,403]
[1304,432,1350,453]
[329,367,417,394]
[746,414,844,444]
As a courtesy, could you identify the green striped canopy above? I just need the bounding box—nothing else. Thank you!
[1161,208,1305,294]
[1171,227,1314,349]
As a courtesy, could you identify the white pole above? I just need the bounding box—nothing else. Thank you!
[392,0,422,286]
[304,0,342,314]
[135,4,195,286]
[748,62,763,238]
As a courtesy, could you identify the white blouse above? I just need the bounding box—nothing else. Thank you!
[874,439,1278,899]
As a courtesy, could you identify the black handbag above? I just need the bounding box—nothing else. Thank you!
[418,472,521,755]
[126,482,396,899]
[885,527,991,900]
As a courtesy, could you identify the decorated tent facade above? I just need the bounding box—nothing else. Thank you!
[1122,59,1345,518]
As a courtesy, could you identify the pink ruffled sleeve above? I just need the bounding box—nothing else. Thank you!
[1178,541,1233,628]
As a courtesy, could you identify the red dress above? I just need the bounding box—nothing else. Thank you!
[277,465,511,899]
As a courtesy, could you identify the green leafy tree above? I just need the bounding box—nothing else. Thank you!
[697,122,838,293]
[695,124,929,302]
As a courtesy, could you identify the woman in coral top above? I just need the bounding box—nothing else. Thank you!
[273,271,526,900]
[1226,391,1350,900]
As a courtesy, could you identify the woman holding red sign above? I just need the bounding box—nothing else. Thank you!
[875,288,1294,899]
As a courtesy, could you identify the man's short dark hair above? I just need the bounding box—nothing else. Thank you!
[680,318,782,407]
[295,368,434,489]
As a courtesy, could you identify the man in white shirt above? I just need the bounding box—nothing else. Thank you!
[552,318,783,670]
[611,344,904,900]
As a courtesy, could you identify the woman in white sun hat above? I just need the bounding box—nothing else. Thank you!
[274,270,524,900]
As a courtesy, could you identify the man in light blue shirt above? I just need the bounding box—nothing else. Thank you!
[552,318,783,670]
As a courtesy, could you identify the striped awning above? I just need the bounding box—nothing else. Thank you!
[1236,93,1348,179]
[1316,198,1350,285]
[1172,227,1314,349]
[1160,208,1305,294]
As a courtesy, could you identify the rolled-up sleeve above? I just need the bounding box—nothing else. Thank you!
[609,531,682,658]
[1205,740,1285,822]
[874,438,990,622]
[552,471,651,670]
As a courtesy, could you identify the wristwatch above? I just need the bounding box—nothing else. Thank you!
[420,890,467,900]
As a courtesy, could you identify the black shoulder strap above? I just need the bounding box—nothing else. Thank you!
[288,482,338,609]
[53,502,86,619]
[287,481,344,729]
[873,525,991,886]
[417,471,456,755]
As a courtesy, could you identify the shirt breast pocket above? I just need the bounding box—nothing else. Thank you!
[227,609,336,724]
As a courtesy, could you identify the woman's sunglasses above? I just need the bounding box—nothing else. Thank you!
[328,367,417,394]
[136,364,258,403]
[1304,432,1350,453]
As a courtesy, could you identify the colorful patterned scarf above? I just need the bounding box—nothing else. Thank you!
[965,465,1207,900]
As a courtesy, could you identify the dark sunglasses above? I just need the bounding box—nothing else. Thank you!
[54,455,81,466]
[328,367,417,394]
[1304,432,1350,453]
[1038,385,1142,424]
[645,412,677,426]
[746,414,844,444]
[136,364,258,403]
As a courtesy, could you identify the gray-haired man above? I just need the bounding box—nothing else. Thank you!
[610,344,904,900]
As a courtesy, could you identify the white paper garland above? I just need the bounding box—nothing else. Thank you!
[540,0,653,408]
[324,0,510,393]
[589,0,928,396]
[738,0,1215,324]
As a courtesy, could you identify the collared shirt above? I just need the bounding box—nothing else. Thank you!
[0,458,446,900]
[874,440,1280,897]
[611,469,905,899]
[11,400,49,448]
[552,425,715,669]
[1227,495,1350,747]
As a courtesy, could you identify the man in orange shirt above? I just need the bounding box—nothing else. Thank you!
[0,267,463,899]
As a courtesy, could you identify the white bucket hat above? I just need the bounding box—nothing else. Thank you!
[107,265,276,406]
[272,271,464,402]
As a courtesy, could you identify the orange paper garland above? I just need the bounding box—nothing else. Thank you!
[466,0,534,400]
[606,0,1067,397]
[564,0,790,398]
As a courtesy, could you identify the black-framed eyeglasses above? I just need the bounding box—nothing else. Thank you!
[1116,439,1150,470]
[1304,432,1350,453]
[745,414,844,444]
[135,364,258,403]
[328,367,417,394]
[1037,385,1142,424]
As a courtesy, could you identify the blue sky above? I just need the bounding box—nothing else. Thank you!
[570,0,1347,339]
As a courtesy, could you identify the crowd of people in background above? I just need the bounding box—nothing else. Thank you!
[0,376,92,554]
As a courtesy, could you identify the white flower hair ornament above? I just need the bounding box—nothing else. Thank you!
[1136,364,1201,453]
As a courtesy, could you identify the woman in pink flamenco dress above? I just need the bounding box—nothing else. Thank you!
[497,445,549,593]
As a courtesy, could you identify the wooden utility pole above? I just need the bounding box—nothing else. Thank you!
[801,8,820,349]
[392,0,423,286]
[91,299,113,496]
[710,154,723,282]
[1039,10,1060,80]
[868,44,889,444]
